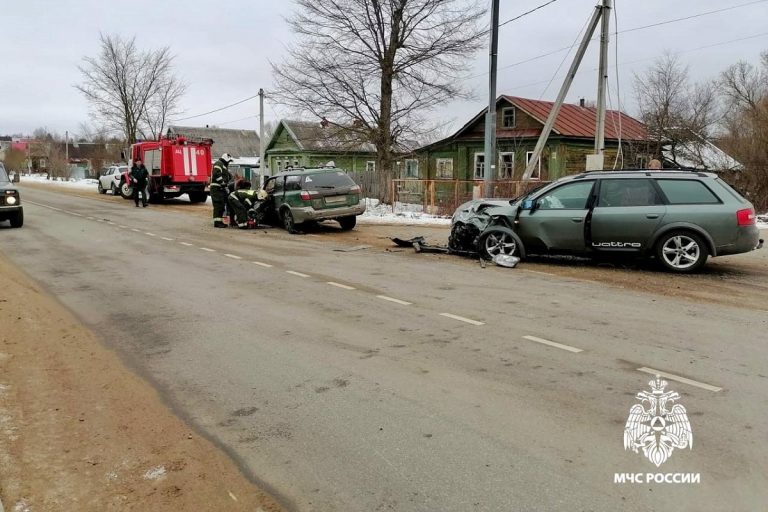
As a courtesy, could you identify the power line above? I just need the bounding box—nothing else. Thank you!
[171,93,260,122]
[498,0,560,29]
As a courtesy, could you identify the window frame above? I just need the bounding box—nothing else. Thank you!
[404,158,419,178]
[525,151,541,180]
[365,161,376,173]
[501,107,516,128]
[498,152,514,179]
[473,152,485,179]
[436,158,454,179]
[596,178,664,208]
[654,178,722,205]
[534,180,596,210]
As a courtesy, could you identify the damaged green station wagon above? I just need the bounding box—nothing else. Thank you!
[449,170,763,273]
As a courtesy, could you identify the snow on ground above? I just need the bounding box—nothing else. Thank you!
[757,213,768,230]
[359,198,451,226]
[22,174,99,191]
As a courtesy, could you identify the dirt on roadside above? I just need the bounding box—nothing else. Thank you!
[0,253,284,511]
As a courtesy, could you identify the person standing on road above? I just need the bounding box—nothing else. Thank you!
[211,153,234,228]
[130,158,149,208]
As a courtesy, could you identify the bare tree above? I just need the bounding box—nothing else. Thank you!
[718,51,768,209]
[76,34,185,144]
[140,76,187,139]
[272,0,486,201]
[633,53,719,165]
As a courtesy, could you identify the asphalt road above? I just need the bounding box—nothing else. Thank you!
[2,186,767,511]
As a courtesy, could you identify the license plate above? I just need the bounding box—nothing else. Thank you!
[324,195,347,204]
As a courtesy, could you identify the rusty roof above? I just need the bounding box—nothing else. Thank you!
[503,96,647,141]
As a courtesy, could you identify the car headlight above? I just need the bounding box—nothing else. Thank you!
[6,196,17,205]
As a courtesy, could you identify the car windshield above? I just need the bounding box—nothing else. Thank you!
[0,165,9,183]
[302,171,356,189]
[511,182,548,203]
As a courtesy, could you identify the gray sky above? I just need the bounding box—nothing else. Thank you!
[2,0,767,138]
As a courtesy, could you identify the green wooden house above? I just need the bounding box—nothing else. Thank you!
[264,119,377,173]
[413,96,650,182]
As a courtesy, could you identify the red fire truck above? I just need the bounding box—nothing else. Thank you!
[119,136,212,203]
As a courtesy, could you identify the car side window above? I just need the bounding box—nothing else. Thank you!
[285,175,302,191]
[656,179,721,205]
[598,179,662,207]
[536,181,594,210]
[272,177,284,193]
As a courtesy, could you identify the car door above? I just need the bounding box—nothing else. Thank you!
[590,178,666,252]
[517,180,596,253]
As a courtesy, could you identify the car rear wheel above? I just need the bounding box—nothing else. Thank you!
[478,228,519,260]
[338,216,356,231]
[281,208,298,233]
[98,182,106,194]
[111,184,118,195]
[655,231,708,273]
[10,209,23,228]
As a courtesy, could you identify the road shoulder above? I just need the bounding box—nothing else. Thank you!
[0,252,283,511]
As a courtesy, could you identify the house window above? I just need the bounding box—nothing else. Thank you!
[474,153,485,179]
[498,152,514,179]
[404,159,419,178]
[277,160,284,171]
[366,161,376,173]
[525,151,541,180]
[502,107,516,128]
[293,159,300,168]
[436,158,453,179]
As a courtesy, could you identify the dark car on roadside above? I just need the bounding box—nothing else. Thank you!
[260,167,366,232]
[0,163,23,228]
[449,170,762,273]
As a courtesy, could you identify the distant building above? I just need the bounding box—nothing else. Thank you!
[661,132,743,172]
[166,125,261,160]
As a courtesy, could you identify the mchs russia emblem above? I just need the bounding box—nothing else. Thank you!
[624,376,693,467]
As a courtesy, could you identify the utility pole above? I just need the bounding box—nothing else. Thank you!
[483,0,500,197]
[522,3,603,180]
[593,0,612,163]
[259,88,266,180]
[65,130,69,162]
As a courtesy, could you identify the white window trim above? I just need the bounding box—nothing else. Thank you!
[525,151,541,180]
[498,151,514,179]
[366,161,376,172]
[473,152,485,179]
[404,158,419,178]
[501,107,516,128]
[436,158,454,179]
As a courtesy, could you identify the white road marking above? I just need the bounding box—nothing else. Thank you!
[637,367,722,393]
[224,253,242,260]
[86,216,95,220]
[107,222,116,226]
[252,261,273,268]
[96,219,104,222]
[118,225,128,229]
[71,213,83,217]
[522,335,583,353]
[131,228,140,232]
[327,282,355,290]
[439,313,484,326]
[161,237,174,241]
[200,247,216,252]
[286,270,309,278]
[144,232,156,237]
[376,295,412,306]
[179,242,193,246]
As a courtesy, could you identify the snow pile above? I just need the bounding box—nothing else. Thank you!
[359,198,451,226]
[757,213,768,230]
[143,465,167,480]
[22,174,100,191]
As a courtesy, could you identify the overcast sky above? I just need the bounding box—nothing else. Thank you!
[2,0,767,138]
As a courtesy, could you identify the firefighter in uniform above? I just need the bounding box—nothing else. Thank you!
[227,180,256,229]
[130,158,149,207]
[211,153,234,227]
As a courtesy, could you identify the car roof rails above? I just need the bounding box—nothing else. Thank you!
[573,169,709,179]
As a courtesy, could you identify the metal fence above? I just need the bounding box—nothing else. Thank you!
[390,179,550,216]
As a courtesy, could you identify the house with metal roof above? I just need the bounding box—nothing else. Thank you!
[413,96,650,182]
[264,119,377,174]
[166,125,260,160]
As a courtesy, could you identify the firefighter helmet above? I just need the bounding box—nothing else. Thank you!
[221,153,234,164]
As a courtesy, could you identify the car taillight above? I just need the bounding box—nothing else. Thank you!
[300,191,312,201]
[350,185,361,193]
[737,208,755,226]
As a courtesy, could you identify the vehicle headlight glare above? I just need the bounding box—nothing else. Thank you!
[6,196,17,205]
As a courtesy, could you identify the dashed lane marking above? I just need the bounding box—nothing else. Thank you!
[286,270,310,278]
[252,261,273,268]
[145,232,156,237]
[131,228,140,232]
[522,335,583,353]
[637,367,722,393]
[161,237,174,241]
[439,313,484,326]
[224,253,242,260]
[376,295,412,306]
[200,247,216,252]
[179,242,193,246]
[118,225,128,229]
[327,282,355,290]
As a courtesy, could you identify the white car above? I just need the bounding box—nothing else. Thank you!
[98,165,128,195]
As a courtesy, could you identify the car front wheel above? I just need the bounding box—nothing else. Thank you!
[478,227,520,260]
[10,209,23,228]
[655,231,708,273]
[120,181,134,200]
